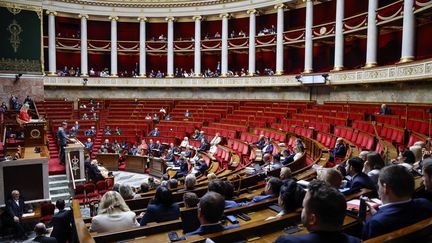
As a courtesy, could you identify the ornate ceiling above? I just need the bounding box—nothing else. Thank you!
[53,0,245,8]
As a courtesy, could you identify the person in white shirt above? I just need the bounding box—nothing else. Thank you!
[180,137,189,148]
[209,133,221,154]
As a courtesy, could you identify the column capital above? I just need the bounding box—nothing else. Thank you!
[46,10,57,16]
[274,3,285,9]
[246,9,257,15]
[78,14,89,19]
[109,16,119,21]
[219,13,231,19]
[137,17,147,22]
[192,15,202,21]
[165,16,175,22]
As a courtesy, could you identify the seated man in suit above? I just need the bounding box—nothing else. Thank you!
[329,138,346,163]
[103,126,112,135]
[148,127,160,137]
[344,157,377,196]
[378,103,391,115]
[3,190,29,240]
[275,180,360,243]
[197,138,208,152]
[84,138,93,154]
[32,223,57,243]
[239,177,283,206]
[252,134,266,149]
[262,138,274,155]
[50,199,72,243]
[281,149,293,165]
[193,159,208,175]
[208,179,240,209]
[164,149,175,164]
[84,126,96,136]
[147,139,155,155]
[139,187,180,226]
[362,165,432,240]
[175,157,189,178]
[196,131,207,142]
[153,140,163,157]
[185,191,240,237]
[101,139,111,151]
[184,109,192,118]
[419,158,432,201]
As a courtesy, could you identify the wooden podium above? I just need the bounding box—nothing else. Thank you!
[96,153,120,171]
[124,155,148,173]
[24,121,46,147]
[149,157,167,178]
[65,139,86,184]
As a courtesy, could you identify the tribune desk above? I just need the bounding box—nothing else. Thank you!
[0,146,49,206]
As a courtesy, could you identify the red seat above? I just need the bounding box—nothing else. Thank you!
[40,202,55,222]
[74,184,86,204]
[85,183,100,201]
[96,180,108,196]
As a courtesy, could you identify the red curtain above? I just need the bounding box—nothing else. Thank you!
[416,22,432,59]
[175,22,194,40]
[88,20,110,40]
[378,30,402,66]
[57,52,80,71]
[344,38,367,70]
[314,1,336,25]
[229,52,248,73]
[88,53,110,72]
[256,48,275,73]
[345,0,368,18]
[147,54,167,74]
[147,22,167,41]
[202,52,221,72]
[56,16,80,38]
[229,17,250,35]
[286,7,306,29]
[118,22,139,41]
[284,47,304,74]
[202,20,222,38]
[257,13,276,32]
[174,53,194,72]
[118,53,139,75]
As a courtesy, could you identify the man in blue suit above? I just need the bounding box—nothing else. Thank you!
[345,157,377,196]
[185,192,239,237]
[362,165,432,240]
[262,138,274,155]
[252,134,265,149]
[57,121,72,165]
[239,177,282,206]
[148,127,160,137]
[275,180,360,243]
[329,138,346,162]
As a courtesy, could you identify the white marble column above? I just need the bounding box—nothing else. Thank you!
[193,16,202,77]
[400,0,415,62]
[166,17,175,77]
[247,9,257,76]
[333,0,345,71]
[275,4,285,75]
[304,0,314,73]
[365,0,378,68]
[220,13,229,77]
[47,11,57,76]
[109,16,118,77]
[79,14,89,77]
[138,17,147,77]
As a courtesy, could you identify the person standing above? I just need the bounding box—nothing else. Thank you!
[57,121,72,165]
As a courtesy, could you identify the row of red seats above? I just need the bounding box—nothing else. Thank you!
[227,139,250,158]
[157,124,196,134]
[213,145,233,167]
[316,132,337,149]
[352,120,375,134]
[253,128,287,143]
[74,179,113,204]
[377,125,404,146]
[202,126,237,139]
[406,118,431,135]
[334,126,374,151]
[209,122,249,132]
[304,121,331,133]
[240,132,260,143]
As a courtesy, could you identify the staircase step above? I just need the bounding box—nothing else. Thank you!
[50,192,71,202]
[49,185,70,195]
[49,179,70,187]
[49,174,67,182]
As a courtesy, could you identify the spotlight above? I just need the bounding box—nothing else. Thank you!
[295,75,302,82]
[14,73,22,83]
[82,78,88,85]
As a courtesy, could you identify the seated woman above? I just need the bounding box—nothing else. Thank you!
[18,103,31,123]
[266,178,305,220]
[119,184,141,200]
[89,191,139,233]
[363,152,385,186]
[139,186,180,226]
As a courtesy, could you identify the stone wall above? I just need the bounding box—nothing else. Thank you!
[0,75,44,106]
[44,81,432,104]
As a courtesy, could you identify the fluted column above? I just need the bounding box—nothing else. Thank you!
[79,14,89,77]
[275,4,285,75]
[304,0,314,73]
[138,17,147,77]
[365,0,378,68]
[400,0,415,62]
[109,16,118,76]
[247,9,257,76]
[333,0,344,71]
[193,16,202,77]
[47,11,57,76]
[166,17,175,77]
[220,13,229,77]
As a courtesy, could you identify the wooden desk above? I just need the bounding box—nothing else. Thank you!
[125,155,148,173]
[149,157,166,178]
[96,153,120,171]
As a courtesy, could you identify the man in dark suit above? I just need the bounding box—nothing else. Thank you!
[194,159,208,175]
[32,223,57,243]
[148,127,160,137]
[262,138,274,154]
[378,104,391,115]
[252,134,265,149]
[185,192,239,237]
[50,200,72,243]
[4,190,27,240]
[197,139,208,152]
[345,157,377,196]
[329,138,346,162]
[362,165,432,240]
[176,157,189,178]
[418,158,432,201]
[275,180,360,243]
[57,121,72,165]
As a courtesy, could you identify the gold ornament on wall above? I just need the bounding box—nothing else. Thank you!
[7,20,23,53]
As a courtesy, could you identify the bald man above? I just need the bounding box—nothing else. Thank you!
[33,223,57,242]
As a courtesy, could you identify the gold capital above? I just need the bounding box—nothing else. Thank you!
[247,9,257,15]
[165,17,175,22]
[46,10,57,16]
[109,16,119,21]
[219,13,230,19]
[192,16,202,21]
[274,3,285,9]
[137,17,147,22]
[78,14,89,19]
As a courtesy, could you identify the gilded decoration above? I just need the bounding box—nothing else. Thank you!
[52,0,241,8]
[0,58,41,74]
[7,20,23,53]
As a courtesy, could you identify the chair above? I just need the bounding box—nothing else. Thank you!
[74,184,86,204]
[96,180,108,196]
[40,202,56,223]
[105,177,114,190]
[85,182,100,201]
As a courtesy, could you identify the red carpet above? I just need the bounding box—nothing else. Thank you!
[49,158,65,175]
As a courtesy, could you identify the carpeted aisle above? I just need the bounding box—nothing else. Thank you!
[47,131,66,175]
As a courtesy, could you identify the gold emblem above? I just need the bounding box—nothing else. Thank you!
[30,129,41,138]
[7,20,22,53]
